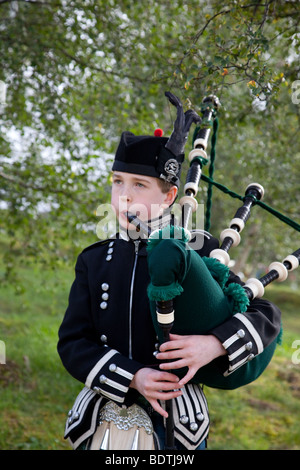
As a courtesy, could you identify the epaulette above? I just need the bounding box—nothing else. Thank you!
[81,239,113,254]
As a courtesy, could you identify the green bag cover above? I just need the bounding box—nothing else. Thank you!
[146,226,277,390]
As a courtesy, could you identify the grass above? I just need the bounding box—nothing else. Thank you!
[0,259,300,450]
[0,259,82,450]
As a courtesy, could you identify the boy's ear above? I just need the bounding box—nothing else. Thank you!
[164,186,178,206]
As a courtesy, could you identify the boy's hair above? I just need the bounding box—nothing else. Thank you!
[156,178,175,194]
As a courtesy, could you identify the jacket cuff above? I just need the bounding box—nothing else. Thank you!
[85,348,143,403]
[211,313,262,375]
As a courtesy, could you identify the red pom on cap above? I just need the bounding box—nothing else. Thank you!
[154,128,163,137]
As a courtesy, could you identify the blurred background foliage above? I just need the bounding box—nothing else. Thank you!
[1,1,300,451]
[0,0,299,284]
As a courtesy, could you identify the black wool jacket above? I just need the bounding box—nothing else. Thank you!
[58,232,281,405]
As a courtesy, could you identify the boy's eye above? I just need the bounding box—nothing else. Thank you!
[136,182,145,188]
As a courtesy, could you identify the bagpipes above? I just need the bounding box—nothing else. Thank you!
[127,92,299,448]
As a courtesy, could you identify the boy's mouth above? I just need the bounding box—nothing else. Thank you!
[125,212,151,236]
[126,211,138,222]
[122,210,140,220]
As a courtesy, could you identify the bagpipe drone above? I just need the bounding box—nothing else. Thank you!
[127,91,299,448]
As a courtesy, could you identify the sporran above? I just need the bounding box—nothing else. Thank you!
[89,401,157,450]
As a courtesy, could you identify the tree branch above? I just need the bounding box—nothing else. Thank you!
[53,43,153,84]
[0,170,79,201]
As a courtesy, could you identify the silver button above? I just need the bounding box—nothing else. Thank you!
[179,415,189,424]
[100,301,107,309]
[190,422,198,431]
[237,329,245,338]
[247,353,255,361]
[99,375,107,383]
[107,248,114,254]
[245,341,253,351]
[109,241,114,247]
[102,292,109,301]
[93,386,101,393]
[100,334,107,343]
[69,411,80,423]
[196,412,204,421]
[109,363,117,372]
[101,283,109,291]
[106,255,112,261]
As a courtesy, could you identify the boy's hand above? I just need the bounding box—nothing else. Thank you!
[130,367,183,418]
[156,333,227,385]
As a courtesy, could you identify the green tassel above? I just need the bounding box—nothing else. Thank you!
[147,281,184,301]
[224,282,250,314]
[202,256,230,289]
[202,257,249,313]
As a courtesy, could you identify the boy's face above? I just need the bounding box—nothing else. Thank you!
[111,171,177,230]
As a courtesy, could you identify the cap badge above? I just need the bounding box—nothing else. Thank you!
[162,158,179,182]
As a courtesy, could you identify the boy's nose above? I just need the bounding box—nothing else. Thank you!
[126,184,134,201]
[119,193,132,203]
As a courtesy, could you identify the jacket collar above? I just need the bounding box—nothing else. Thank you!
[119,210,174,242]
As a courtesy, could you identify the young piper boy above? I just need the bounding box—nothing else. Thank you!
[57,94,281,450]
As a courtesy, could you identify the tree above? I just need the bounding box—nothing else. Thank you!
[0,0,299,282]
